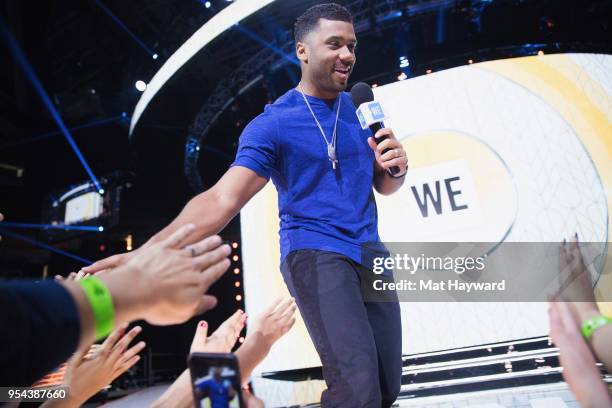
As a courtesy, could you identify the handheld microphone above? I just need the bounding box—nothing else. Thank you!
[350,82,400,175]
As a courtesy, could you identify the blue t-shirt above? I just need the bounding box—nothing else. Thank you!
[232,88,380,265]
[196,378,232,408]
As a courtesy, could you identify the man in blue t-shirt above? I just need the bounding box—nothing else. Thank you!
[85,3,408,407]
[194,367,236,408]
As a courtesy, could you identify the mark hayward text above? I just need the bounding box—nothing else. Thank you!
[373,279,506,292]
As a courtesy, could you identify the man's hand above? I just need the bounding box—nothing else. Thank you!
[367,128,408,176]
[99,224,231,325]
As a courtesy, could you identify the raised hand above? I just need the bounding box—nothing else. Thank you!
[191,310,247,354]
[548,301,612,408]
[98,224,231,325]
[43,323,145,407]
[247,297,297,349]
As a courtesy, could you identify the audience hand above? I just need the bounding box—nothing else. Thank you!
[43,323,145,407]
[557,234,597,307]
[54,271,89,282]
[247,297,297,349]
[96,224,230,325]
[191,310,247,354]
[549,301,612,408]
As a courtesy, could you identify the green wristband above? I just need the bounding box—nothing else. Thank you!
[79,276,115,341]
[581,315,612,340]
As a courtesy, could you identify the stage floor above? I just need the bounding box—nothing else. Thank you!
[99,381,580,407]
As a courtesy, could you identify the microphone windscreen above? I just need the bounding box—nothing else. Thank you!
[350,82,374,107]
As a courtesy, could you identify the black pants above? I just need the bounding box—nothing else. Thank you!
[281,250,402,408]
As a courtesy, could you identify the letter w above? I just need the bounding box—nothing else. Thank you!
[411,181,442,217]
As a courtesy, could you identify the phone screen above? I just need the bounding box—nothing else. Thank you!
[188,353,244,408]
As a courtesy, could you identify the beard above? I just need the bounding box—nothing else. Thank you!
[313,65,350,94]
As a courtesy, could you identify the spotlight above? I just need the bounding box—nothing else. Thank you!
[468,59,474,64]
[98,189,105,195]
[204,1,211,7]
[135,80,147,92]
[98,226,104,232]
[397,72,407,81]
[537,50,544,56]
[152,53,158,60]
[426,69,432,74]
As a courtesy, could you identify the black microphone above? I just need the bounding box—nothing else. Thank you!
[350,82,401,176]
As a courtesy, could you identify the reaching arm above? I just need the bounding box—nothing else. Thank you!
[148,166,268,245]
[82,166,268,273]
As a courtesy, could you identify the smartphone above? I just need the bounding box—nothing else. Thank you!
[188,352,244,408]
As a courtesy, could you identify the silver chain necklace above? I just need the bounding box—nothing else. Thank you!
[298,84,341,170]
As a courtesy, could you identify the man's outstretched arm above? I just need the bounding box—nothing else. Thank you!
[82,166,268,273]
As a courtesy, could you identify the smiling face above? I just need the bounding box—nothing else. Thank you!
[296,18,357,98]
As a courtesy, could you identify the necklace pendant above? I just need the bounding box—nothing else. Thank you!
[327,144,336,161]
[327,144,338,170]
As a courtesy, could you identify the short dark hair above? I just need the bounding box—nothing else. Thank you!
[294,3,353,43]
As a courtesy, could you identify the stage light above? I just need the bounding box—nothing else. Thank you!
[98,189,105,195]
[234,281,241,287]
[235,294,242,301]
[135,80,147,92]
[232,255,239,261]
[90,89,96,94]
[372,83,378,88]
[238,337,245,343]
[537,50,544,56]
[232,242,238,249]
[98,226,104,232]
[426,69,432,74]
[397,72,407,81]
[399,56,409,68]
[233,268,240,274]
[125,234,133,251]
[468,59,473,64]
[204,1,211,8]
[152,53,158,60]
